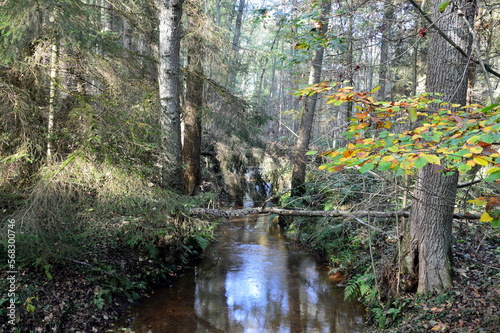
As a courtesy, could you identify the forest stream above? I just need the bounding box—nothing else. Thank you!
[111,178,366,332]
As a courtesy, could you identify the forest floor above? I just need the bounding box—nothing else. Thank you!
[366,221,500,333]
[0,243,186,333]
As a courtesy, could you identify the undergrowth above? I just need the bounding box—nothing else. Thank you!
[0,151,215,269]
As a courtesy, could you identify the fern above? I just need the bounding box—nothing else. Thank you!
[344,272,375,301]
[344,275,361,301]
[195,236,211,251]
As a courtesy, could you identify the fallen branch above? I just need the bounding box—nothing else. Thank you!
[63,257,116,276]
[191,207,480,220]
[191,207,410,218]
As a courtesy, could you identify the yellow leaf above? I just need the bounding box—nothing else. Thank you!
[400,161,412,170]
[467,135,481,144]
[422,154,441,165]
[480,212,494,222]
[486,167,500,174]
[468,198,487,206]
[469,146,483,154]
[473,156,489,166]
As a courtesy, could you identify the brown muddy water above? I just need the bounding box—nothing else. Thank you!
[111,214,366,332]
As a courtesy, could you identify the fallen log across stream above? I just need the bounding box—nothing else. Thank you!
[191,207,481,220]
[191,207,481,239]
[191,207,410,218]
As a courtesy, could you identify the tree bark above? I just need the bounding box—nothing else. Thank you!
[378,0,394,99]
[291,0,331,196]
[404,165,459,293]
[182,2,204,196]
[403,0,476,294]
[47,28,60,162]
[228,0,245,86]
[158,0,184,190]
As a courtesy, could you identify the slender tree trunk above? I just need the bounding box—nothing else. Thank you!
[215,0,221,26]
[402,0,476,294]
[228,0,245,86]
[158,0,184,190]
[101,0,111,32]
[182,3,204,196]
[232,0,244,50]
[378,0,394,99]
[47,37,60,161]
[291,0,331,196]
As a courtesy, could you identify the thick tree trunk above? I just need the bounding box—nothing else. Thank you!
[404,165,459,293]
[158,0,184,190]
[182,4,204,196]
[291,0,331,196]
[402,0,476,294]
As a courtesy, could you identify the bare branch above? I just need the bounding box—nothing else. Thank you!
[457,179,482,188]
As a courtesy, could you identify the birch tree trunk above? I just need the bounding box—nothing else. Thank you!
[402,0,476,294]
[47,32,60,162]
[158,0,184,190]
[290,0,331,196]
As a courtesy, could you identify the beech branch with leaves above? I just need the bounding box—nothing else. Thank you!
[296,83,500,226]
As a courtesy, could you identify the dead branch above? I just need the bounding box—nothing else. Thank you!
[191,207,481,220]
[191,207,410,218]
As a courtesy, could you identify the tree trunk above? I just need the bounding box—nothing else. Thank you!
[404,165,459,293]
[402,0,476,294]
[100,0,111,32]
[378,0,394,99]
[228,0,245,86]
[158,0,184,190]
[182,3,204,196]
[47,36,60,162]
[291,0,331,196]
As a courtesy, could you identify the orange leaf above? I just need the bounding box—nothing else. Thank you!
[342,150,354,158]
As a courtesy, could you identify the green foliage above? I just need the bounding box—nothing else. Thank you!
[344,272,376,302]
[85,262,147,310]
[0,154,215,267]
[344,272,412,329]
[371,299,409,329]
[297,84,500,225]
[0,0,122,66]
[438,1,452,13]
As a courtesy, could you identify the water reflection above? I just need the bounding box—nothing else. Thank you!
[118,214,365,332]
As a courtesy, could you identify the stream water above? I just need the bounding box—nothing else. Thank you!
[112,213,366,332]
